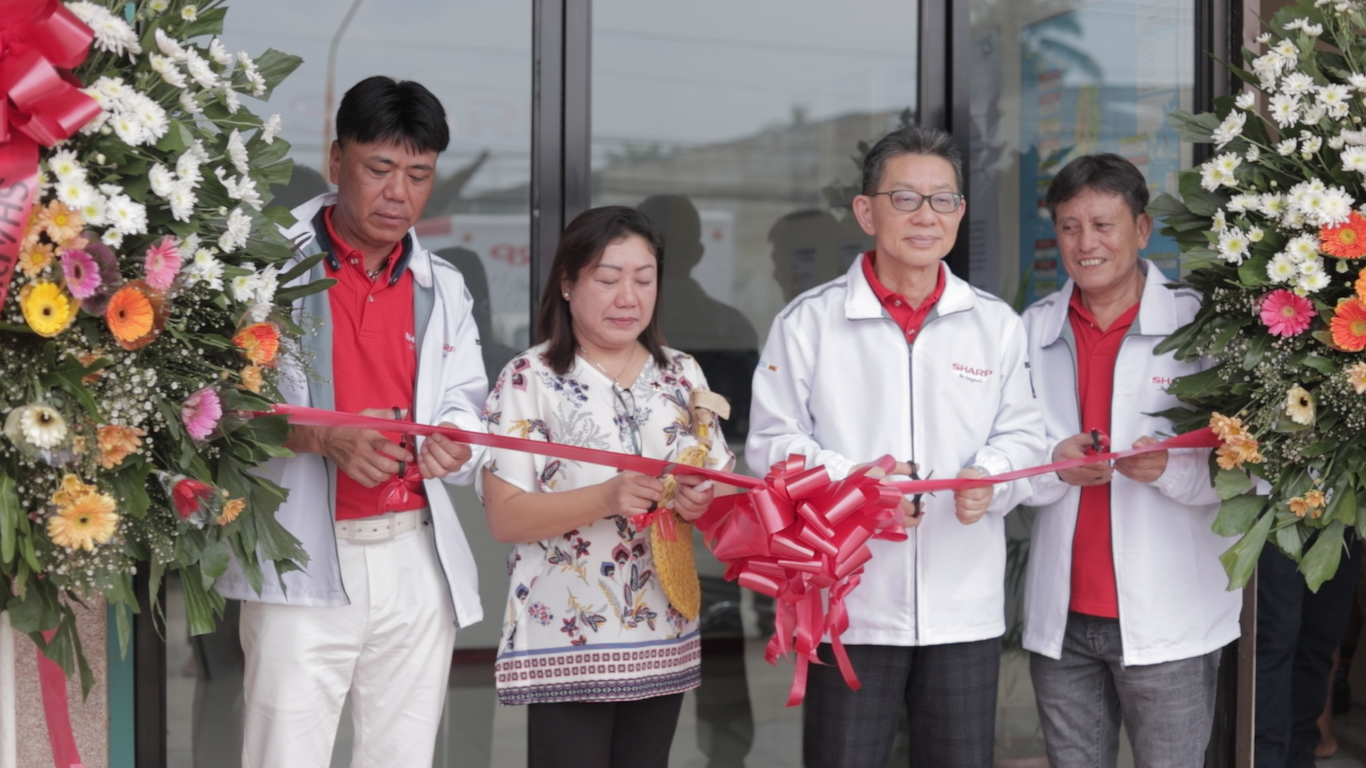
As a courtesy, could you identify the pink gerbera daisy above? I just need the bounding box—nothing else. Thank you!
[61,249,102,299]
[1261,289,1317,337]
[181,387,222,441]
[143,236,182,291]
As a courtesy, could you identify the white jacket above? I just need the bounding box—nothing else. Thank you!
[1020,260,1241,665]
[217,194,489,628]
[747,255,1046,646]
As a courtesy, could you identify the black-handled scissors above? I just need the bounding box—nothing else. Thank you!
[1090,429,1104,457]
[908,461,933,518]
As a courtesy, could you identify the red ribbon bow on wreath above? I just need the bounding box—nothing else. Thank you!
[0,0,101,309]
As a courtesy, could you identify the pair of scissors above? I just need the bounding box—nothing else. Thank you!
[907,461,933,518]
[1089,429,1105,457]
[644,462,677,513]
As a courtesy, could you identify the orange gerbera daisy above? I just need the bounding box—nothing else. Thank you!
[105,281,166,350]
[1322,211,1366,258]
[97,424,145,469]
[18,241,55,276]
[217,498,245,526]
[1331,299,1366,351]
[47,491,118,551]
[239,364,263,393]
[1357,269,1366,303]
[34,201,83,247]
[233,323,280,365]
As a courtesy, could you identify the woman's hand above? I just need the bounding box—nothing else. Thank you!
[672,476,716,522]
[600,471,665,517]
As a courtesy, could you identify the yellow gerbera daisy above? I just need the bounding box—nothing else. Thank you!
[47,491,119,551]
[19,281,78,337]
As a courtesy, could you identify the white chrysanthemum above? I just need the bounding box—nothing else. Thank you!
[149,54,187,89]
[78,195,108,227]
[227,130,251,175]
[1268,253,1300,282]
[230,272,258,302]
[234,176,263,211]
[190,140,211,164]
[186,249,224,289]
[1351,73,1366,92]
[1285,209,1309,228]
[1300,256,1326,276]
[1200,163,1227,191]
[153,28,186,60]
[1212,111,1247,148]
[1331,135,1347,150]
[219,207,252,252]
[1253,51,1285,87]
[67,2,141,56]
[168,182,197,223]
[1321,186,1356,225]
[178,90,203,115]
[1218,228,1251,264]
[1301,134,1324,156]
[1284,17,1309,30]
[1305,22,1324,35]
[148,0,168,12]
[1282,72,1315,95]
[209,38,233,66]
[126,93,168,141]
[47,149,84,183]
[1347,146,1366,174]
[110,112,145,146]
[176,149,203,187]
[1249,226,1265,243]
[1275,40,1299,58]
[90,76,129,109]
[182,5,199,21]
[1227,194,1258,212]
[184,50,218,90]
[1257,32,1273,44]
[260,114,282,145]
[1287,233,1320,262]
[1212,209,1227,231]
[223,87,241,115]
[1270,94,1301,127]
[149,164,177,199]
[1343,129,1366,146]
[1235,91,1257,109]
[1246,144,1261,162]
[254,265,279,304]
[107,194,148,236]
[1319,84,1352,117]
[1298,272,1332,293]
[1302,104,1327,125]
[56,179,96,209]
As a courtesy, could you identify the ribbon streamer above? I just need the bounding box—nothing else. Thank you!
[264,404,1222,704]
[36,632,81,768]
[0,0,101,310]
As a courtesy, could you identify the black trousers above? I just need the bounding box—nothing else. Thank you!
[803,638,1002,768]
[527,692,685,768]
[1255,539,1362,768]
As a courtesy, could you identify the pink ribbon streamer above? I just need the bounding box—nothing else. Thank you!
[262,404,1221,704]
[37,632,82,768]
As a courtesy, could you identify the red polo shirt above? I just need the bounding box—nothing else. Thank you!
[323,207,426,520]
[1067,289,1140,618]
[861,252,946,343]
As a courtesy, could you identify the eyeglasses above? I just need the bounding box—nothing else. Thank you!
[868,190,964,213]
[612,385,643,456]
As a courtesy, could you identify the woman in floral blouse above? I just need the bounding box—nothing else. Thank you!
[479,206,734,768]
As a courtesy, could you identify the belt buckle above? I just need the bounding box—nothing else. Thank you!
[355,515,395,542]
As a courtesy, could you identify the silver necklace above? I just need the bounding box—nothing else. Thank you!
[579,344,637,388]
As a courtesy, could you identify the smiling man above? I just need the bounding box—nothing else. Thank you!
[217,77,489,767]
[747,124,1045,767]
[1020,153,1240,768]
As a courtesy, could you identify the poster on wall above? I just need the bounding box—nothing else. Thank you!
[1017,0,1191,304]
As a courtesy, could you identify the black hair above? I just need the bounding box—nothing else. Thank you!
[335,76,450,154]
[1046,153,1150,221]
[861,123,963,195]
[536,206,669,375]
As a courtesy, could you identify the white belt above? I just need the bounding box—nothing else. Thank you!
[334,508,429,543]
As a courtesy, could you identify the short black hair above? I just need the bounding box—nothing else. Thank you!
[335,76,449,154]
[1046,153,1149,221]
[861,123,963,195]
[536,206,669,375]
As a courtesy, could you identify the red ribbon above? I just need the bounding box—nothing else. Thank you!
[263,405,1223,704]
[0,0,101,310]
[375,461,425,516]
[37,631,82,768]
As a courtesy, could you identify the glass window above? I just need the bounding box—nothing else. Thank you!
[590,3,917,765]
[165,1,530,765]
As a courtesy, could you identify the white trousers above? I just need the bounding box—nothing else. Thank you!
[240,522,458,768]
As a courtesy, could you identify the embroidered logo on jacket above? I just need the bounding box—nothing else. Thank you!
[952,363,993,383]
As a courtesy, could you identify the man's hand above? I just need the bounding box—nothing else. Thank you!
[1114,436,1167,484]
[900,497,923,528]
[954,467,993,525]
[1053,433,1113,487]
[305,408,414,488]
[419,423,473,479]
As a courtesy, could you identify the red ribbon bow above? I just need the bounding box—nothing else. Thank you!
[0,0,101,309]
[694,455,907,706]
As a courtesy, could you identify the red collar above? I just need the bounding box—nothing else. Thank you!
[323,206,404,282]
[861,251,946,341]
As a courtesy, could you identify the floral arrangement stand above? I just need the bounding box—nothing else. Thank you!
[1151,0,1366,590]
[0,0,324,757]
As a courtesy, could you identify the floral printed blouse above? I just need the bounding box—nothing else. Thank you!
[478,342,733,705]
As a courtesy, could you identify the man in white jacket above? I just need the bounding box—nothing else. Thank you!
[1021,153,1241,768]
[748,124,1046,767]
[217,77,488,767]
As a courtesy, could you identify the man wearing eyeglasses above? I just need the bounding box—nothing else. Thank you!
[747,124,1045,767]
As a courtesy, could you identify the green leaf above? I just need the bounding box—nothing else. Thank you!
[1329,484,1357,526]
[1303,354,1339,375]
[1213,494,1267,537]
[200,539,232,580]
[108,460,151,520]
[1148,192,1193,219]
[278,251,327,285]
[7,584,60,633]
[1238,254,1272,287]
[1220,508,1274,590]
[177,564,226,637]
[1215,468,1256,500]
[1179,171,1230,216]
[249,49,305,99]
[1243,333,1273,370]
[1168,365,1231,398]
[1169,110,1221,144]
[1300,520,1346,592]
[0,471,17,565]
[275,279,337,304]
[182,7,228,38]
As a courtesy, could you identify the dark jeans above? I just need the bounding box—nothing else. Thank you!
[803,638,1002,768]
[1255,538,1362,768]
[527,693,684,768]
